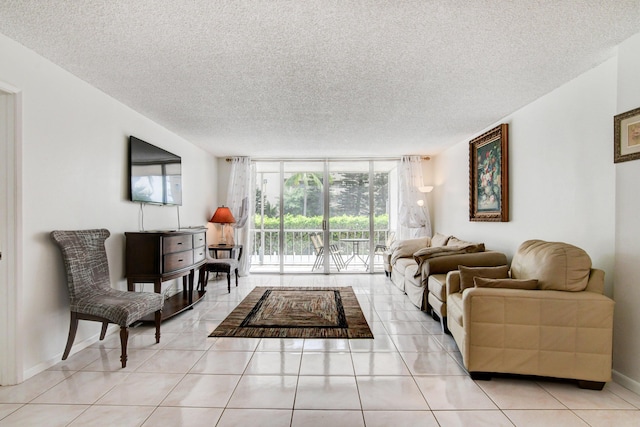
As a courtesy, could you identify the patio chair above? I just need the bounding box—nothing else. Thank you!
[51,229,164,368]
[310,233,345,271]
[375,231,396,255]
[367,231,396,273]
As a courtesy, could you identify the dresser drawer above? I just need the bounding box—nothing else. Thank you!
[163,234,193,254]
[193,247,206,264]
[192,232,206,248]
[163,250,194,272]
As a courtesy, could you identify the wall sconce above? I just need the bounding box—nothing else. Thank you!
[417,185,432,206]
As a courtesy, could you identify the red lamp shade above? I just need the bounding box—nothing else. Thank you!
[210,206,236,224]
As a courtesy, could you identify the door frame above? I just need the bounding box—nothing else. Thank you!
[0,81,23,385]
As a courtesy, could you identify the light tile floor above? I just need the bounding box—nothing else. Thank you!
[1,274,639,426]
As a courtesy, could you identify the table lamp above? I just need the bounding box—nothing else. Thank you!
[210,206,236,245]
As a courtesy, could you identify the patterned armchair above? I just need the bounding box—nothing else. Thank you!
[51,229,164,368]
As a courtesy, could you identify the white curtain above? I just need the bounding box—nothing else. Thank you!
[226,157,254,276]
[398,155,432,240]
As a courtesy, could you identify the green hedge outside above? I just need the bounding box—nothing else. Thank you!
[253,214,389,230]
[252,214,390,255]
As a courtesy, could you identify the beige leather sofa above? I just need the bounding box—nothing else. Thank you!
[386,234,507,331]
[446,240,614,389]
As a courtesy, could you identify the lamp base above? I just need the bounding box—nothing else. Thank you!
[219,223,228,246]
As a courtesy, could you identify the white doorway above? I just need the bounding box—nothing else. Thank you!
[0,84,22,385]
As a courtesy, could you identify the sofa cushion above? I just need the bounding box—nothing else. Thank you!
[510,240,591,292]
[446,292,464,327]
[459,265,510,291]
[390,236,431,264]
[473,277,539,290]
[413,244,486,278]
[447,236,477,247]
[431,233,451,247]
[393,257,416,277]
[414,244,484,260]
[404,264,421,287]
[428,274,448,301]
[428,292,447,320]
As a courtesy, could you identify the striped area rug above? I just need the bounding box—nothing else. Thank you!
[210,286,373,339]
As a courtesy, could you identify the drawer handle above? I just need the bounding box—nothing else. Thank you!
[177,242,183,245]
[178,259,183,262]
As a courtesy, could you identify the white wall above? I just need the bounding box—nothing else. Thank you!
[613,32,640,393]
[433,57,617,287]
[433,31,640,392]
[0,33,219,380]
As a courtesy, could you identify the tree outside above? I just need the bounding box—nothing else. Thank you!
[254,170,390,253]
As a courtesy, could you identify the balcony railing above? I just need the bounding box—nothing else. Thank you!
[249,228,391,272]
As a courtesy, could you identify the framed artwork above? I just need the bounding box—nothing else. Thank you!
[614,106,640,163]
[469,124,509,222]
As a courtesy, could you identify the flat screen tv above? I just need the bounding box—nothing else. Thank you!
[129,136,182,206]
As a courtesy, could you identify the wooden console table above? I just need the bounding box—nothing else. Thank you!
[125,228,207,321]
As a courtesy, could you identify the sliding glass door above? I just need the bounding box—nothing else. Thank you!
[253,162,281,273]
[328,160,396,273]
[283,162,328,273]
[251,160,397,274]
[328,162,371,273]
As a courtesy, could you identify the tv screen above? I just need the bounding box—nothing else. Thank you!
[129,136,182,206]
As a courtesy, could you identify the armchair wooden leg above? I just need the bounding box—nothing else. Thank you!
[62,312,79,360]
[226,272,231,293]
[99,322,109,340]
[235,268,239,286]
[155,310,162,344]
[119,326,129,368]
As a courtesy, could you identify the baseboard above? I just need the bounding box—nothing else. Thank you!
[23,326,118,381]
[612,369,640,395]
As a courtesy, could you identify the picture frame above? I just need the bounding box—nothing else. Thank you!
[614,106,640,163]
[469,123,509,222]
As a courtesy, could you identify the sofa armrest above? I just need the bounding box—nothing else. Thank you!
[462,287,614,323]
[446,271,461,295]
[585,268,605,294]
[383,250,393,272]
[421,251,508,282]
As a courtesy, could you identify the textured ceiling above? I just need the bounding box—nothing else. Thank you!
[1,1,639,158]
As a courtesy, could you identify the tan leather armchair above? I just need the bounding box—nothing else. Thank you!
[446,240,614,389]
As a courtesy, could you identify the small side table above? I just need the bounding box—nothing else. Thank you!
[209,244,243,262]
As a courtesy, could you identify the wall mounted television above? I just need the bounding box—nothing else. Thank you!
[129,136,182,206]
